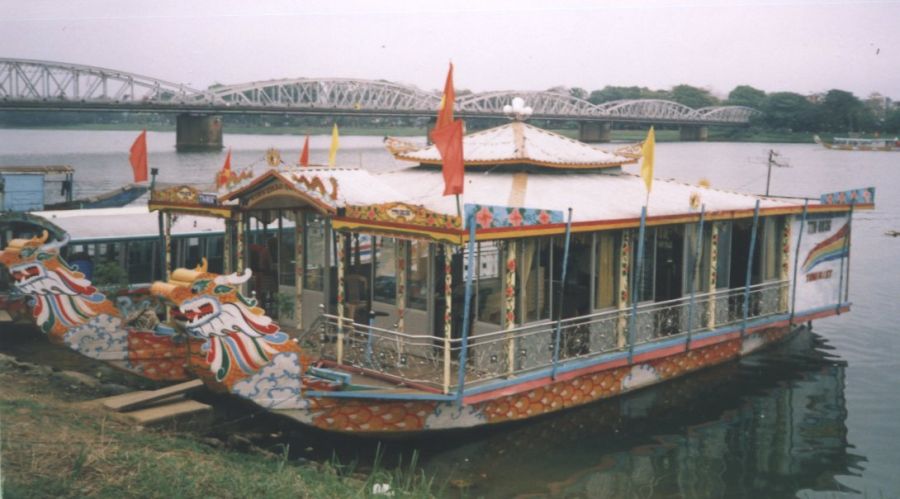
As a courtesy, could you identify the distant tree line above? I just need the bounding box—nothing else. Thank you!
[580,84,900,134]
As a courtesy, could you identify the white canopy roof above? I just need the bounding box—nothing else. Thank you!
[387,121,635,169]
[32,206,225,241]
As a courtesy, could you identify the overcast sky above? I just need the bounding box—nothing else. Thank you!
[2,0,898,99]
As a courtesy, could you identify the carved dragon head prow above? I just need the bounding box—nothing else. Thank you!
[150,263,308,387]
[0,231,117,337]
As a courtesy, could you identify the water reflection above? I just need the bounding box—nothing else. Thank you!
[425,329,864,498]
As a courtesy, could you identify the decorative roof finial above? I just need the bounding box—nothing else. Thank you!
[503,97,533,121]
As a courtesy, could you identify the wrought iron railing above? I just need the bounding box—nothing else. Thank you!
[296,280,789,392]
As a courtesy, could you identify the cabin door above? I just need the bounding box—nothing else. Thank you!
[728,219,762,317]
[654,227,684,336]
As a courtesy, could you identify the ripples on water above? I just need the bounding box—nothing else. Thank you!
[1,129,898,497]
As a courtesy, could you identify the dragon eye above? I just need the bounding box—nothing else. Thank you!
[190,279,211,294]
[213,285,232,294]
[37,252,53,261]
[20,248,35,258]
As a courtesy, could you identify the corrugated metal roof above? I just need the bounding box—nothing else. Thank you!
[387,122,634,169]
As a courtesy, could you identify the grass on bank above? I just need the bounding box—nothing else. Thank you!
[0,362,440,498]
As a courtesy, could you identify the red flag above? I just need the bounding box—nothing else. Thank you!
[216,148,233,188]
[432,120,464,195]
[129,130,148,183]
[436,63,456,128]
[299,135,310,166]
[430,63,464,196]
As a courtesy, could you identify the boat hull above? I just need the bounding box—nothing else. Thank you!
[272,324,797,435]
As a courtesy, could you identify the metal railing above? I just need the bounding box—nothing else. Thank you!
[296,280,789,392]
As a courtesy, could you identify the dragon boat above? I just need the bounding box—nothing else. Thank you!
[0,230,192,381]
[137,112,873,435]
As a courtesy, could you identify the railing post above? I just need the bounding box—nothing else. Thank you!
[789,201,808,325]
[741,200,761,339]
[442,244,453,394]
[456,213,477,404]
[336,232,345,364]
[685,205,705,351]
[837,203,854,311]
[293,210,304,328]
[707,223,719,330]
[551,208,573,380]
[628,206,648,364]
[505,240,517,377]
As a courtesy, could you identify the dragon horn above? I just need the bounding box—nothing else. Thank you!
[41,232,70,252]
[214,268,253,286]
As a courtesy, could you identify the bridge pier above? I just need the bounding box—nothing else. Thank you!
[176,114,223,151]
[679,125,708,142]
[578,122,611,143]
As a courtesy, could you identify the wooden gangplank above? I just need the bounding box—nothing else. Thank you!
[101,378,204,412]
[88,379,211,425]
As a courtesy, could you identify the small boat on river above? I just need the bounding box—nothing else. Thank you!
[814,135,900,151]
[0,165,149,212]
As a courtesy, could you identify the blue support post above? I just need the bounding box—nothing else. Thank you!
[551,208,574,380]
[456,212,477,405]
[836,203,854,312]
[685,205,705,351]
[628,206,648,364]
[790,201,808,325]
[741,200,761,339]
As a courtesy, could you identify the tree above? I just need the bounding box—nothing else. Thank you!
[884,108,900,134]
[569,87,589,100]
[669,84,719,109]
[588,86,644,104]
[820,89,871,132]
[759,92,818,131]
[726,85,766,109]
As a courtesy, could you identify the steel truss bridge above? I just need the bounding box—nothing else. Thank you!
[0,58,758,126]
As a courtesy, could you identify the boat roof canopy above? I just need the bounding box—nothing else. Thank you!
[0,165,74,174]
[386,121,637,170]
[31,206,225,242]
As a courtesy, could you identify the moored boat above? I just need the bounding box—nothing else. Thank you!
[139,111,873,434]
[814,134,900,151]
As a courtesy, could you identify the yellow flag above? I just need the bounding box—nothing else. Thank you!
[640,126,655,194]
[328,124,340,167]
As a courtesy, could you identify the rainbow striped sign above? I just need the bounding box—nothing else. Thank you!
[802,222,849,273]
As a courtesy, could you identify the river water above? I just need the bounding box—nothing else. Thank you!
[1,129,898,497]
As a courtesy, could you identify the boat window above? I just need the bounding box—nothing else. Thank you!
[373,237,396,305]
[276,212,296,287]
[407,239,429,311]
[468,241,503,325]
[126,240,155,284]
[557,234,592,318]
[519,238,551,323]
[206,235,224,275]
[729,219,763,288]
[184,237,202,269]
[595,231,620,310]
[304,213,326,291]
